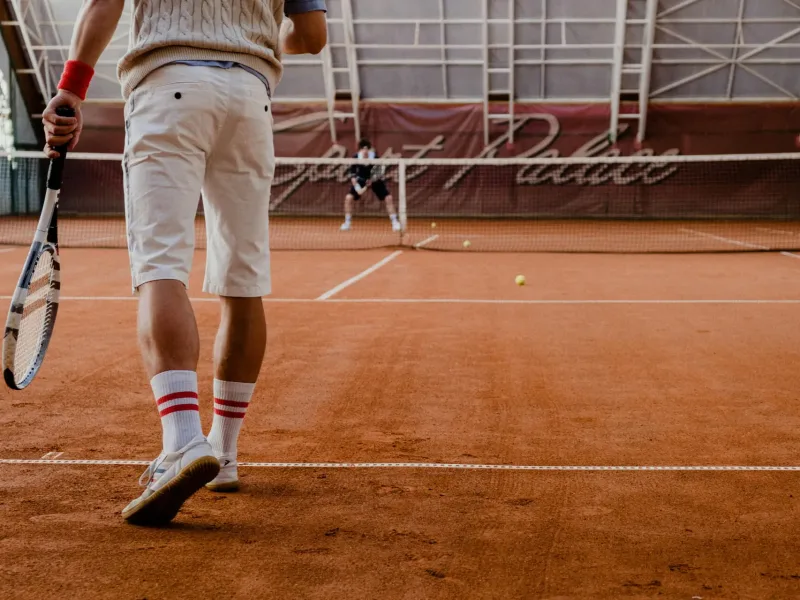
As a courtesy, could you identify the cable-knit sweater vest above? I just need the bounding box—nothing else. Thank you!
[117,0,284,99]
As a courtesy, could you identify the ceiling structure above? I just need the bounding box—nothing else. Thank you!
[2,0,799,145]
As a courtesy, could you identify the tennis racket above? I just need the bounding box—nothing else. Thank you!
[370,163,387,183]
[2,106,73,390]
[352,162,386,196]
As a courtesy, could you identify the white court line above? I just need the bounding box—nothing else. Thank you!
[1,458,799,472]
[414,234,439,249]
[2,296,800,305]
[40,451,63,459]
[316,250,403,300]
[0,248,16,253]
[679,228,768,250]
[756,227,798,235]
[753,228,800,258]
[756,227,800,237]
[308,298,800,305]
[681,228,800,259]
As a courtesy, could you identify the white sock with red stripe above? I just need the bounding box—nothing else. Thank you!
[151,370,203,453]
[207,380,255,457]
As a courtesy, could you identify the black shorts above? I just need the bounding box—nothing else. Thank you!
[350,179,391,201]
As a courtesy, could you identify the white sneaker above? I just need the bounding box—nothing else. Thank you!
[391,220,401,232]
[121,436,219,526]
[340,220,352,231]
[206,452,240,492]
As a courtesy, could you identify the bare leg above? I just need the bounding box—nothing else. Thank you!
[214,297,267,383]
[137,280,199,377]
[384,194,397,217]
[384,194,400,231]
[342,194,355,230]
[206,296,266,489]
[124,279,214,522]
[345,193,354,218]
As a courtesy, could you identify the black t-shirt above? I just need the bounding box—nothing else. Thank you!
[349,153,373,183]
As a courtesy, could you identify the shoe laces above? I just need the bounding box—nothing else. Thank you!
[136,438,208,487]
[138,455,167,487]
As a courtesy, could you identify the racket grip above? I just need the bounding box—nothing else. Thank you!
[48,106,75,190]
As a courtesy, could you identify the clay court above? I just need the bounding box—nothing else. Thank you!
[0,0,799,595]
[2,236,800,598]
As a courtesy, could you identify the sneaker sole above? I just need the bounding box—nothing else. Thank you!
[122,456,220,526]
[205,479,240,493]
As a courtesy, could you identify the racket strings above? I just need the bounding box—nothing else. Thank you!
[14,251,56,380]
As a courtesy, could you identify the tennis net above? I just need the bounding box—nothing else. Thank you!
[0,151,798,253]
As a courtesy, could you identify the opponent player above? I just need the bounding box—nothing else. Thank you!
[41,0,327,525]
[340,139,401,232]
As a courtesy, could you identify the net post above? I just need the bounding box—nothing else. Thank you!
[398,160,407,233]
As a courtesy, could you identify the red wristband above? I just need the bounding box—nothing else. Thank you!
[57,60,94,101]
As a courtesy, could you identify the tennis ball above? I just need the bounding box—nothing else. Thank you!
[431,222,437,228]
[515,275,526,286]
[463,240,471,249]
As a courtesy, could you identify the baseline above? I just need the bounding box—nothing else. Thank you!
[1,296,799,305]
[1,458,799,472]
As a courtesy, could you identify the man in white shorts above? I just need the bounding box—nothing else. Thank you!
[42,0,327,525]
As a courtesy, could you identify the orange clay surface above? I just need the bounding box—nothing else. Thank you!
[1,248,800,599]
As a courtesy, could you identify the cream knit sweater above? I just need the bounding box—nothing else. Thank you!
[117,0,285,99]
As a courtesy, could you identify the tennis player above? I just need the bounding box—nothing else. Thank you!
[41,0,327,525]
[340,139,400,232]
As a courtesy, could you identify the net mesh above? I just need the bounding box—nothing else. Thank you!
[0,151,799,253]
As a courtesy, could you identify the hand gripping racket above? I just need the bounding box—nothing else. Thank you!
[370,163,387,183]
[2,106,73,390]
[354,163,385,196]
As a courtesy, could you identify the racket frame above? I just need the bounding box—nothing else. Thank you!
[370,163,387,183]
[2,108,71,390]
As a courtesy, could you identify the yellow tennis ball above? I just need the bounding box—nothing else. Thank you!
[463,240,471,248]
[515,275,526,286]
[431,222,437,228]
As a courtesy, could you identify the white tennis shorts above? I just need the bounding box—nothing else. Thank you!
[123,64,274,297]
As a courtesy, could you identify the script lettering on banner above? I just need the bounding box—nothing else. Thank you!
[270,112,682,209]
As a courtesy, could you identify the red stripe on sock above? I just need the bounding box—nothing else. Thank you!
[156,391,199,406]
[214,408,246,419]
[214,398,250,408]
[159,404,200,417]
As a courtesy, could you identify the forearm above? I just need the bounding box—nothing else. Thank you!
[281,20,305,55]
[69,0,125,67]
[281,11,327,55]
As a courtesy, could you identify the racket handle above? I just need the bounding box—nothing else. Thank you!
[55,105,75,118]
[48,106,75,190]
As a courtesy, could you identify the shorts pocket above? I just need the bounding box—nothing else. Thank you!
[126,82,216,157]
